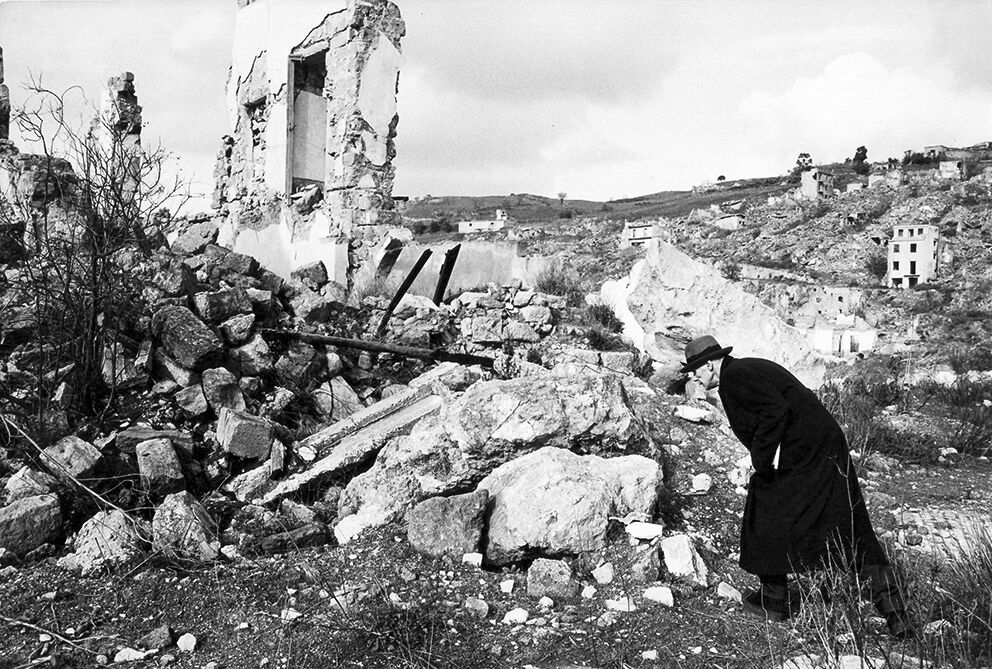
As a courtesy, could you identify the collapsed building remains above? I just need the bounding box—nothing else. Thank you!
[212,0,405,286]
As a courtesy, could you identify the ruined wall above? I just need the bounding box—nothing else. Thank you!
[0,46,10,141]
[213,0,405,283]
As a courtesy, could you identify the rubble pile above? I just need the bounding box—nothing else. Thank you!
[0,227,676,586]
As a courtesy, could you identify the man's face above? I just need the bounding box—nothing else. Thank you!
[691,360,719,390]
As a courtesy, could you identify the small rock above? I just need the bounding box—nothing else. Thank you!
[691,473,712,493]
[114,647,154,663]
[502,608,529,625]
[924,619,953,635]
[717,581,742,603]
[538,596,554,609]
[581,585,597,599]
[674,405,713,423]
[596,611,621,627]
[96,655,109,666]
[592,562,614,585]
[464,597,489,619]
[176,633,196,653]
[526,558,579,599]
[605,596,636,612]
[500,579,514,594]
[138,624,174,650]
[643,585,674,607]
[625,521,665,541]
[461,552,483,567]
[159,655,176,666]
[660,534,708,586]
[642,650,659,661]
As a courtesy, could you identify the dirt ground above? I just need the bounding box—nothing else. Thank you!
[3,449,988,669]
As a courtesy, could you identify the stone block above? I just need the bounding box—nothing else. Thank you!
[42,435,102,480]
[202,367,246,412]
[135,438,185,496]
[175,384,209,416]
[313,378,363,423]
[193,287,252,324]
[406,490,488,558]
[220,313,255,345]
[660,533,708,587]
[151,305,223,371]
[4,467,57,504]
[217,408,273,460]
[232,334,273,376]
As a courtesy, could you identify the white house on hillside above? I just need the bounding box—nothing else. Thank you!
[888,223,940,288]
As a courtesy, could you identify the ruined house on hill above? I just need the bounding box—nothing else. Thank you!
[212,0,405,286]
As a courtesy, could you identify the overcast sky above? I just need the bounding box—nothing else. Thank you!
[2,0,991,209]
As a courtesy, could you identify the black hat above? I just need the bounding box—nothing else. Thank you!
[680,335,733,374]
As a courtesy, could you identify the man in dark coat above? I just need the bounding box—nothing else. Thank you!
[681,335,913,637]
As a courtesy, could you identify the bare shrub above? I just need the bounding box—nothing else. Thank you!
[534,260,583,307]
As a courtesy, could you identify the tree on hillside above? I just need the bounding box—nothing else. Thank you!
[557,191,567,205]
[788,152,813,183]
[853,145,870,176]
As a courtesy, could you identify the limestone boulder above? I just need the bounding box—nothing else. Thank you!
[406,490,488,558]
[0,494,62,556]
[151,305,223,371]
[58,510,150,576]
[335,374,652,542]
[152,491,218,561]
[660,533,709,587]
[291,261,328,291]
[175,384,209,416]
[478,447,661,565]
[620,241,825,388]
[275,341,324,386]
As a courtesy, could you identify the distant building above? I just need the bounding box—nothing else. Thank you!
[620,220,661,248]
[799,168,834,200]
[888,223,940,288]
[846,182,864,193]
[868,168,905,189]
[458,208,509,233]
[939,159,977,180]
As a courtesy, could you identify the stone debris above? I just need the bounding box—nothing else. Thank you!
[406,490,489,557]
[464,597,489,618]
[113,647,155,663]
[625,520,666,541]
[717,581,743,603]
[136,439,185,496]
[591,562,614,585]
[605,596,637,612]
[58,510,149,576]
[642,585,674,607]
[675,405,713,423]
[502,608,529,625]
[216,408,273,460]
[691,472,713,493]
[152,492,219,562]
[0,494,62,556]
[526,558,578,599]
[176,633,197,653]
[42,435,102,480]
[660,534,709,587]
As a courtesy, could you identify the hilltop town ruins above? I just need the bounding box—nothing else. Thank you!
[1,3,992,666]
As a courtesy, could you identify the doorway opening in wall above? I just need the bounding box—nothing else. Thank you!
[908,277,918,287]
[287,50,328,196]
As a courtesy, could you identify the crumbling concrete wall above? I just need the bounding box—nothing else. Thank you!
[0,46,10,141]
[213,0,405,285]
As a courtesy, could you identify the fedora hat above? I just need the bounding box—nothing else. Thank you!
[680,335,733,374]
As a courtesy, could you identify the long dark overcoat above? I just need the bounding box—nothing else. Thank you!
[717,355,887,575]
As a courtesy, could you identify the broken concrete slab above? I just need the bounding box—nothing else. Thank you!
[58,510,149,576]
[116,427,194,456]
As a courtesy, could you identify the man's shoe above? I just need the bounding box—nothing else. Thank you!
[743,589,792,622]
[886,611,917,639]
